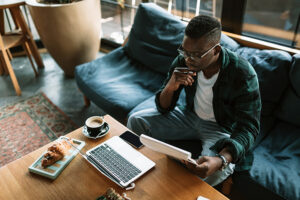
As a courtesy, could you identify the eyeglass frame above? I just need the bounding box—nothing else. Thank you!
[177,43,220,62]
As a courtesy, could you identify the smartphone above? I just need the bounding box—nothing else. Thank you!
[119,131,144,149]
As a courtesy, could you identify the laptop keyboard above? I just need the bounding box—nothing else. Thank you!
[89,144,142,183]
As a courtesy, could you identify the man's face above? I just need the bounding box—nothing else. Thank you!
[180,35,219,72]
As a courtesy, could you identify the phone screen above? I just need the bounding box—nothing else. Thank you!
[119,131,144,149]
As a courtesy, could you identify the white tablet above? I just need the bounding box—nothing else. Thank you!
[140,134,197,165]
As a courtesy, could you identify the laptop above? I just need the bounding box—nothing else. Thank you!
[84,136,155,188]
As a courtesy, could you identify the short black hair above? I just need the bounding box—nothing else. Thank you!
[185,15,221,43]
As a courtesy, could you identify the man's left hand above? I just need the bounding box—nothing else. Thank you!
[183,156,222,178]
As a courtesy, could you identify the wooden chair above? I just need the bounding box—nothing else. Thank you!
[0,32,38,95]
[0,0,44,96]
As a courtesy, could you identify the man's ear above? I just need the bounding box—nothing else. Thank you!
[214,45,221,55]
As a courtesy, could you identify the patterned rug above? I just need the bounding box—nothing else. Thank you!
[0,93,78,167]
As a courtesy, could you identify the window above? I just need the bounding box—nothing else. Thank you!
[101,0,299,49]
[4,0,298,50]
[242,0,300,49]
[101,0,140,44]
[101,0,223,44]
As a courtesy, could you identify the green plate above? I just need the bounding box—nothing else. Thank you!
[28,136,85,180]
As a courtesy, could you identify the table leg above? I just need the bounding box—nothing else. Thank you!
[10,7,44,69]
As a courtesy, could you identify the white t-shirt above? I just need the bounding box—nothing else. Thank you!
[194,71,219,122]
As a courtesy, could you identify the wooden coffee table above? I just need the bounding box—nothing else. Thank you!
[0,115,229,200]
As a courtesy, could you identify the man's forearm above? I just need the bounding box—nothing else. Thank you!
[159,86,175,109]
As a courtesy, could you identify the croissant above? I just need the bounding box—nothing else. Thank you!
[41,139,73,168]
[41,151,63,168]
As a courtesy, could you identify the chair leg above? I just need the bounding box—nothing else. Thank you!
[0,54,5,75]
[0,63,3,75]
[23,42,38,77]
[0,50,21,96]
[0,53,8,75]
[6,49,13,60]
[84,95,91,107]
[10,7,44,69]
[221,176,233,196]
[0,10,4,35]
[77,88,90,107]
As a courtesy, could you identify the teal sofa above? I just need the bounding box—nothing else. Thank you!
[75,3,300,200]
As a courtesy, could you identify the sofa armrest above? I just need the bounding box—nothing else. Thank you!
[223,31,300,55]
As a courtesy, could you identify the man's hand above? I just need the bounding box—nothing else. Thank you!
[183,156,223,178]
[165,67,196,92]
[159,67,196,109]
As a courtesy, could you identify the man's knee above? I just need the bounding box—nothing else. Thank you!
[127,113,148,136]
[203,163,235,186]
[127,114,137,130]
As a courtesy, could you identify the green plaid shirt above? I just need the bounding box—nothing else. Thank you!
[155,47,261,171]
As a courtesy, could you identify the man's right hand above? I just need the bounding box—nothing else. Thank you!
[159,67,196,110]
[165,67,196,91]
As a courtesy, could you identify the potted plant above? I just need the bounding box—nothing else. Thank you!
[26,0,101,77]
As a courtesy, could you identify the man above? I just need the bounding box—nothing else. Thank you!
[127,15,261,186]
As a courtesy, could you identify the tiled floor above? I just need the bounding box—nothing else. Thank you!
[0,52,107,127]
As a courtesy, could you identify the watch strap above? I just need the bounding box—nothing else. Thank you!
[215,153,228,171]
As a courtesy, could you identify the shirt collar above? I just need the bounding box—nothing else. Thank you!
[213,46,230,86]
[220,46,230,71]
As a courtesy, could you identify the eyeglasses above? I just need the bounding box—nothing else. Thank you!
[177,43,220,61]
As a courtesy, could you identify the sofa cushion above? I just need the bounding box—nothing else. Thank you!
[220,33,240,52]
[124,3,186,75]
[236,48,292,116]
[251,122,300,200]
[234,122,300,200]
[290,54,300,96]
[275,54,300,126]
[277,88,300,126]
[75,47,165,121]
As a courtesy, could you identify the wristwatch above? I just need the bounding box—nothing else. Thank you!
[215,153,229,171]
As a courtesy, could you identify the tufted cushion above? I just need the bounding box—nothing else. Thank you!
[290,54,300,96]
[276,87,300,127]
[124,3,186,75]
[220,33,240,52]
[276,54,300,126]
[233,122,300,200]
[236,48,292,116]
[250,122,300,200]
[75,47,165,121]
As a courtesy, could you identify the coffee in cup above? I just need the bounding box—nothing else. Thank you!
[85,116,105,137]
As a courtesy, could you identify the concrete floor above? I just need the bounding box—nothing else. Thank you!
[0,52,106,127]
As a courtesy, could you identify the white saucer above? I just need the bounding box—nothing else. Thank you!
[82,122,110,139]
